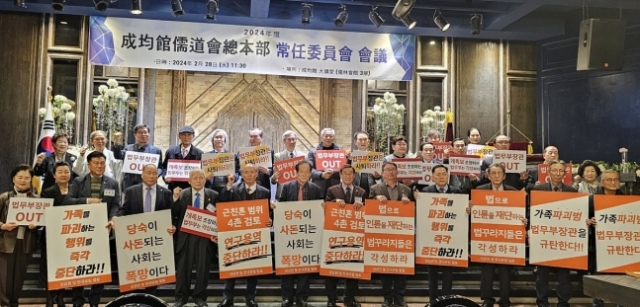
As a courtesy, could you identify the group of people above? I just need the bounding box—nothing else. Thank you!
[0,123,624,307]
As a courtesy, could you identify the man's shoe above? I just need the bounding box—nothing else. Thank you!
[296,300,309,307]
[246,300,258,307]
[394,299,408,307]
[281,299,294,307]
[344,299,361,307]
[217,300,234,307]
[327,301,337,307]
[195,301,209,307]
[382,300,392,307]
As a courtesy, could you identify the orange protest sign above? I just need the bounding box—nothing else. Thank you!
[319,202,370,280]
[537,164,573,185]
[416,193,469,268]
[529,191,589,270]
[470,190,527,266]
[315,150,347,171]
[594,195,640,273]
[274,156,306,185]
[364,200,415,275]
[217,199,273,279]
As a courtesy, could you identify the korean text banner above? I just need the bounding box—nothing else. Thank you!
[416,193,469,268]
[594,195,640,273]
[46,204,112,290]
[529,191,589,270]
[364,200,415,275]
[114,210,176,292]
[320,202,369,280]
[217,199,274,279]
[89,17,414,81]
[273,200,324,275]
[6,197,53,226]
[470,190,527,266]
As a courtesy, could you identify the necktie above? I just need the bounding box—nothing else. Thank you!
[194,192,201,208]
[345,187,352,204]
[144,187,152,212]
[439,188,445,193]
[298,185,303,201]
[182,148,188,158]
[553,187,559,192]
[290,152,294,159]
[247,187,254,195]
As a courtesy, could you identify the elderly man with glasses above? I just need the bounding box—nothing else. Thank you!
[477,135,532,190]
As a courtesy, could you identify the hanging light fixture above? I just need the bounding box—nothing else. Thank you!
[172,0,184,16]
[392,0,417,29]
[131,0,142,14]
[334,5,348,27]
[471,14,482,35]
[205,0,219,20]
[433,10,450,31]
[369,6,385,28]
[301,3,313,26]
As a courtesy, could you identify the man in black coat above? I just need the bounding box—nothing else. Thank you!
[160,125,204,198]
[172,169,218,307]
[474,163,522,307]
[63,151,121,307]
[120,164,174,295]
[477,135,533,190]
[324,164,366,307]
[34,131,78,191]
[235,128,274,199]
[274,161,324,307]
[120,124,163,191]
[217,164,272,307]
[307,128,342,195]
[421,165,462,302]
[530,160,578,307]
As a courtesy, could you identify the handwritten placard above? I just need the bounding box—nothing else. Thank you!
[201,153,235,178]
[165,159,202,182]
[351,150,384,174]
[238,146,272,169]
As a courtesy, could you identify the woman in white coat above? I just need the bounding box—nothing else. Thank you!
[73,130,121,179]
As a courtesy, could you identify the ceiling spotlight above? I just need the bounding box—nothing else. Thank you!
[130,0,142,14]
[51,0,64,11]
[301,3,313,26]
[471,14,482,35]
[205,0,219,20]
[334,5,348,27]
[14,0,26,8]
[171,0,184,16]
[369,6,385,28]
[433,10,450,31]
[392,0,417,29]
[94,0,109,11]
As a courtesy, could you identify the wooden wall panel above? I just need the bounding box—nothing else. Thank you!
[508,80,537,145]
[0,12,41,191]
[455,40,500,141]
[509,41,537,72]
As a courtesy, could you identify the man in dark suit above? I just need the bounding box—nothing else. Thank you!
[120,163,175,295]
[527,145,560,189]
[274,161,323,307]
[443,138,478,194]
[160,125,204,198]
[121,124,163,191]
[324,164,365,307]
[307,128,342,195]
[474,163,522,307]
[421,165,462,302]
[34,131,78,191]
[477,135,533,190]
[236,128,274,198]
[530,160,577,307]
[369,162,414,307]
[172,169,218,307]
[349,131,379,198]
[63,151,121,307]
[271,130,307,199]
[217,164,272,307]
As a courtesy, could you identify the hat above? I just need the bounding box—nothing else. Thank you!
[178,126,195,134]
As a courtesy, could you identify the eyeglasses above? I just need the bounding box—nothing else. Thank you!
[603,178,620,183]
[550,169,565,174]
[383,169,397,172]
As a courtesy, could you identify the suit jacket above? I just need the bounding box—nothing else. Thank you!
[476,183,518,191]
[353,172,376,200]
[160,144,204,191]
[172,187,218,253]
[206,149,239,193]
[369,182,415,201]
[279,181,324,202]
[272,150,307,198]
[33,152,78,191]
[478,156,533,191]
[422,184,463,194]
[41,184,67,207]
[325,184,366,204]
[121,143,163,191]
[530,182,578,192]
[219,182,271,202]
[0,190,39,253]
[308,143,341,194]
[63,174,121,220]
[122,183,173,216]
